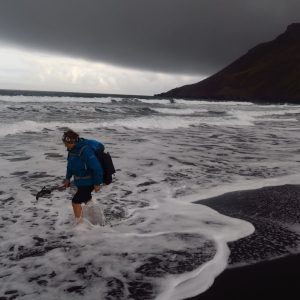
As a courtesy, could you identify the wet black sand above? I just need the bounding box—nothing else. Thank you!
[186,184,300,299]
[187,253,300,300]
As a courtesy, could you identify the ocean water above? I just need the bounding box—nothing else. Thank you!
[1,95,300,300]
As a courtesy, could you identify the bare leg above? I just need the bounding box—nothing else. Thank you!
[72,202,82,219]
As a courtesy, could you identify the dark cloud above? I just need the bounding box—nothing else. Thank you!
[0,0,299,75]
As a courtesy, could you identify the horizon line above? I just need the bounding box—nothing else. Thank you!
[0,88,155,99]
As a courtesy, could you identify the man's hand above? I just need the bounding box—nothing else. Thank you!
[94,185,101,192]
[63,179,71,188]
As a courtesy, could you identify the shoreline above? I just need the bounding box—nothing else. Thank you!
[186,253,300,300]
[186,184,300,299]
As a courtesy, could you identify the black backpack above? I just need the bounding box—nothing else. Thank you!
[95,150,116,185]
[79,146,116,185]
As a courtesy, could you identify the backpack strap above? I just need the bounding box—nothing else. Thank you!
[78,145,90,171]
[78,145,90,157]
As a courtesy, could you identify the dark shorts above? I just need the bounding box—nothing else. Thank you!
[72,186,94,204]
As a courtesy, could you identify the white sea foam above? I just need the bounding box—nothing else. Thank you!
[1,96,300,299]
[136,98,174,104]
[72,105,97,113]
[0,118,188,137]
[110,116,204,129]
[0,120,101,137]
[0,113,259,137]
[225,108,300,126]
[181,172,300,204]
[174,99,254,106]
[152,107,208,115]
[245,108,300,117]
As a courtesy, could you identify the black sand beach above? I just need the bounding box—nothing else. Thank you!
[187,253,300,300]
[186,184,300,300]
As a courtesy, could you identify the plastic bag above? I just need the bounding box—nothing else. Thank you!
[82,200,106,226]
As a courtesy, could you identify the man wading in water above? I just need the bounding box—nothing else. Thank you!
[62,129,104,224]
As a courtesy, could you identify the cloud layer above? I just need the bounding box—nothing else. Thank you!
[0,0,299,76]
[0,45,201,95]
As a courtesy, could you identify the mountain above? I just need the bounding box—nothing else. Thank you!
[157,23,300,103]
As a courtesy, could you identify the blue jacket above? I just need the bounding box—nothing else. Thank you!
[66,138,104,187]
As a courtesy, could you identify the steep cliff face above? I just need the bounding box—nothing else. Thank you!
[158,24,300,103]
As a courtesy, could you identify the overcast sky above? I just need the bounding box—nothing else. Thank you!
[0,0,299,95]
